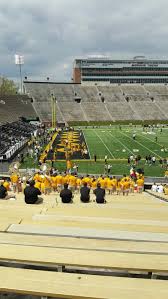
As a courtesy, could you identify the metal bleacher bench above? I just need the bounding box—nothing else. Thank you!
[0,232,168,254]
[0,266,168,299]
[0,243,168,276]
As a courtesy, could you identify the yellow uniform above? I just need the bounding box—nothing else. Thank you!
[164,185,168,195]
[82,177,91,187]
[123,180,130,190]
[34,173,41,182]
[67,160,72,170]
[10,174,19,184]
[107,178,113,189]
[51,176,57,189]
[99,178,106,189]
[34,181,41,191]
[65,174,70,184]
[76,178,82,188]
[43,176,51,188]
[41,182,45,193]
[91,180,97,189]
[62,175,68,185]
[137,178,144,193]
[121,176,129,184]
[56,175,63,186]
[104,177,109,189]
[130,180,135,192]
[137,178,144,187]
[116,181,122,194]
[69,175,77,189]
[165,171,168,177]
[3,181,10,191]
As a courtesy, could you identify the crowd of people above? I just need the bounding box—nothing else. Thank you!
[0,169,145,204]
[151,183,168,195]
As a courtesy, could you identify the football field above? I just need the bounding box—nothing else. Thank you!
[83,126,168,160]
[21,126,168,177]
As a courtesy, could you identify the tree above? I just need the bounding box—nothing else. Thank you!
[0,76,18,95]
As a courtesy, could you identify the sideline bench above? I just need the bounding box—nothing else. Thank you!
[0,266,168,299]
[0,243,168,275]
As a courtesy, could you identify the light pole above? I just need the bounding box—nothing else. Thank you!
[15,54,24,93]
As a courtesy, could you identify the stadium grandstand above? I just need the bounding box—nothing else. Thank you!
[24,80,168,124]
[0,58,168,298]
[0,94,37,124]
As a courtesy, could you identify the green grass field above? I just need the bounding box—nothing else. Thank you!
[83,126,168,160]
[21,126,168,177]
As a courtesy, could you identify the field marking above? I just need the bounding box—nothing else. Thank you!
[94,130,115,159]
[82,130,91,159]
[138,131,168,149]
[120,131,162,159]
[108,131,134,156]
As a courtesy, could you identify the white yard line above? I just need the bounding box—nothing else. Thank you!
[82,130,91,159]
[94,130,115,159]
[138,131,164,148]
[108,131,134,155]
[120,131,162,159]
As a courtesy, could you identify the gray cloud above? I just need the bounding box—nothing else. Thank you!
[0,0,167,81]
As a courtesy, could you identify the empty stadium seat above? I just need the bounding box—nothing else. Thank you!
[0,95,37,124]
[23,82,168,123]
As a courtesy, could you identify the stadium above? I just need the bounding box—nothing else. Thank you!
[0,55,168,299]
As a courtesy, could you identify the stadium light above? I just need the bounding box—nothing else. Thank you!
[15,54,24,93]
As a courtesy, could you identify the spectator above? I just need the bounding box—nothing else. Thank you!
[122,179,130,196]
[135,156,138,166]
[163,158,167,168]
[80,182,90,203]
[152,156,156,165]
[145,156,148,165]
[157,184,164,193]
[136,177,144,193]
[107,164,112,174]
[0,180,15,200]
[137,155,141,162]
[72,163,78,175]
[60,183,73,203]
[159,158,163,167]
[94,183,106,204]
[130,155,134,163]
[151,183,157,192]
[164,185,168,195]
[148,155,152,166]
[24,180,43,204]
[130,168,137,181]
[165,170,168,178]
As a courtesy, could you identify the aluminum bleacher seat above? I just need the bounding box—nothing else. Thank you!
[23,82,168,123]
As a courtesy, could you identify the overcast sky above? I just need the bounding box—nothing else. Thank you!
[0,0,168,82]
